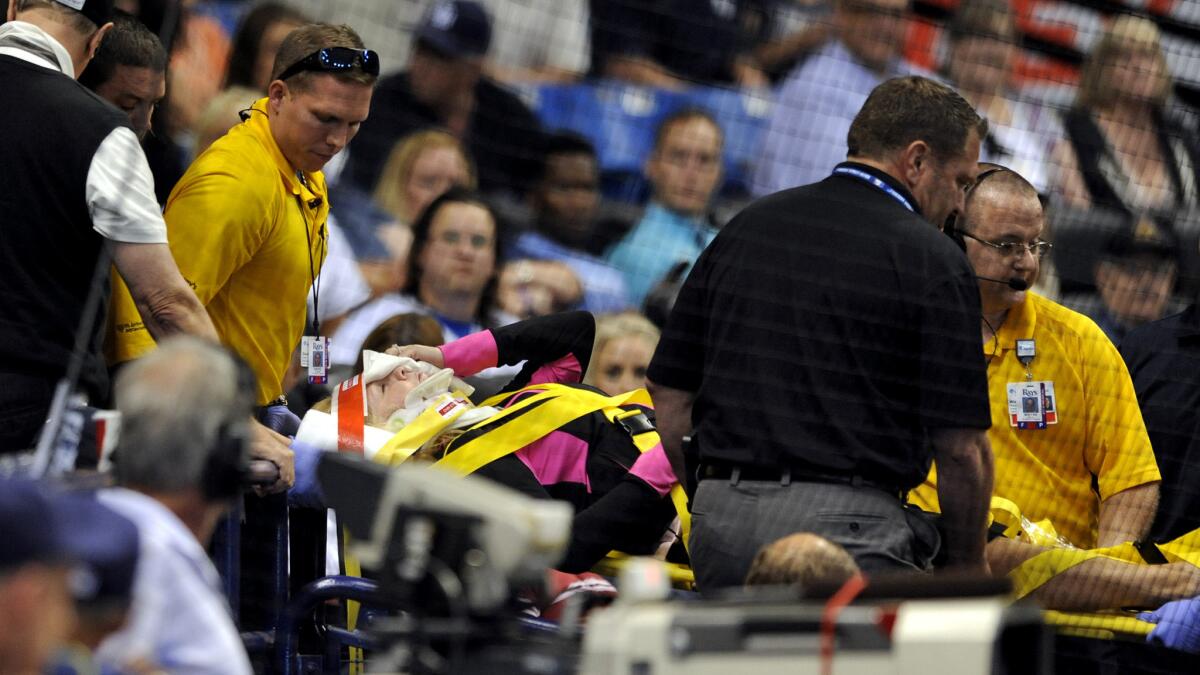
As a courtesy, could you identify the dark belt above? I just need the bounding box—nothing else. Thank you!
[698,460,906,500]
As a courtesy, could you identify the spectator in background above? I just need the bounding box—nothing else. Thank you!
[1053,14,1200,215]
[744,533,860,589]
[752,1,833,83]
[159,0,229,149]
[363,130,476,295]
[112,0,188,204]
[0,480,77,674]
[1122,275,1200,544]
[79,11,167,141]
[752,0,922,196]
[194,3,308,153]
[584,312,660,396]
[1065,218,1179,343]
[510,132,631,314]
[375,130,476,227]
[330,187,511,367]
[480,0,590,83]
[943,0,1056,194]
[95,337,256,675]
[495,259,583,320]
[343,0,544,198]
[591,0,769,88]
[607,109,722,309]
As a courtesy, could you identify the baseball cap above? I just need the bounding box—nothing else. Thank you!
[51,492,139,607]
[1105,215,1178,261]
[0,479,66,572]
[53,0,114,28]
[415,0,492,59]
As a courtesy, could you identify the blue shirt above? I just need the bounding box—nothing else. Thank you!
[94,489,252,675]
[509,230,631,313]
[605,202,717,307]
[751,40,924,196]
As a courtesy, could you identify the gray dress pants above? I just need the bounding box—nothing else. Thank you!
[688,475,939,595]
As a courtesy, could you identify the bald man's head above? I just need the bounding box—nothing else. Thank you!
[744,533,860,588]
[957,164,1046,314]
[960,164,1041,234]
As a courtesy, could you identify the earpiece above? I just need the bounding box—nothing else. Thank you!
[237,107,266,123]
[945,212,967,251]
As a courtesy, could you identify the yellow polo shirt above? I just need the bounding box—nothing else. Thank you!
[910,293,1160,548]
[108,98,329,404]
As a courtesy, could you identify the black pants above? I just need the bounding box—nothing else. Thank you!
[0,373,56,454]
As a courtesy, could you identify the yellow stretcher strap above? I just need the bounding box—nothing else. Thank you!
[974,497,1200,640]
[1001,498,1200,612]
[438,384,691,552]
[1043,610,1154,640]
[343,528,364,674]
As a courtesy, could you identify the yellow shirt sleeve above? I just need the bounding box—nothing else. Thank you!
[105,147,277,366]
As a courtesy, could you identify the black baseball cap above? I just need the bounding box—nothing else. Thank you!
[415,0,491,59]
[54,0,114,28]
[1106,215,1178,261]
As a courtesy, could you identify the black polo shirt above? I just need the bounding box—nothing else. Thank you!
[1119,304,1200,542]
[647,162,991,491]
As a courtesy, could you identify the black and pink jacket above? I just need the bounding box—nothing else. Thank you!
[437,311,679,573]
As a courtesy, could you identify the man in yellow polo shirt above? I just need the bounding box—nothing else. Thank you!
[913,166,1160,557]
[109,23,377,488]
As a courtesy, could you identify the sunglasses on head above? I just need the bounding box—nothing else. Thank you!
[277,47,380,82]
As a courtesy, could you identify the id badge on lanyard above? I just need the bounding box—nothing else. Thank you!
[300,335,329,384]
[1006,339,1057,429]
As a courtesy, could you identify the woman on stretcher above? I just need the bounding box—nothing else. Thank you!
[294,311,681,573]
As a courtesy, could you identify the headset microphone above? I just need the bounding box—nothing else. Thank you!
[976,275,1029,291]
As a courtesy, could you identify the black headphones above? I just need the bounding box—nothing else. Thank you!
[945,166,1009,252]
[199,350,258,502]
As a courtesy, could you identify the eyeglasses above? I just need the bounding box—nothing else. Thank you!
[277,47,380,82]
[962,231,1053,258]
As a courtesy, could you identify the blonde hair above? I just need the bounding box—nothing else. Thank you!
[372,130,476,223]
[1077,14,1172,110]
[583,312,661,388]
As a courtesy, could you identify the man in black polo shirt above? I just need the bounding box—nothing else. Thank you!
[648,76,994,592]
[1120,296,1200,543]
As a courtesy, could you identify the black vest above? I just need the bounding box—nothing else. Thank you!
[0,55,131,398]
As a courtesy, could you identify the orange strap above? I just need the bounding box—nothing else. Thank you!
[820,573,868,675]
[334,375,365,454]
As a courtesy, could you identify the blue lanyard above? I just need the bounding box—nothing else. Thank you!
[832,167,915,213]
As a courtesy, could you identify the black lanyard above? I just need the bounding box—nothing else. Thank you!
[294,171,325,336]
